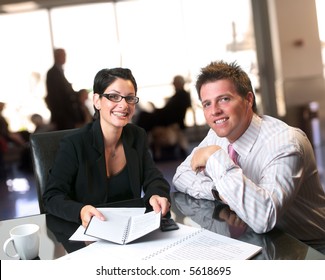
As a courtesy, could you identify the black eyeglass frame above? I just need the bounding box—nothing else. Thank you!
[100,93,139,104]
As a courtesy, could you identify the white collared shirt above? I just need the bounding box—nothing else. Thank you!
[173,114,325,248]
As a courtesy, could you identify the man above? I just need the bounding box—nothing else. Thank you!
[45,48,79,130]
[173,60,325,253]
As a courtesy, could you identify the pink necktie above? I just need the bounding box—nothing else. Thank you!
[228,144,239,165]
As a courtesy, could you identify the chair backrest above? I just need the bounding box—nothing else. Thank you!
[30,128,78,213]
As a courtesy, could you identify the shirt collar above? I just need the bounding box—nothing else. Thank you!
[230,114,261,160]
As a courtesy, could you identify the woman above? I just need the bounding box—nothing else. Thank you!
[43,68,171,227]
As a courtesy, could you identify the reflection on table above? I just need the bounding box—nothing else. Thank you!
[0,192,324,260]
[170,192,325,260]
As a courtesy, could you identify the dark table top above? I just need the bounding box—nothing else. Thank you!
[1,192,324,260]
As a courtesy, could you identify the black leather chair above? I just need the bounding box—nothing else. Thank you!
[30,128,78,213]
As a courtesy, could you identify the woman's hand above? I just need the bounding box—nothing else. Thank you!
[149,195,171,217]
[80,205,105,228]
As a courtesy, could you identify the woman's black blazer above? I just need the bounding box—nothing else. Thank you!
[43,119,171,224]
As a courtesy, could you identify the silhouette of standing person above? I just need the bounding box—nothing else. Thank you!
[45,48,79,130]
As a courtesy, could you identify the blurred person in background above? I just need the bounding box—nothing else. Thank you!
[30,114,55,133]
[45,48,80,130]
[0,102,30,175]
[136,75,192,160]
[73,89,93,128]
[137,75,191,132]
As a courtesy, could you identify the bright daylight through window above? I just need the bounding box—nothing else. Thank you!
[0,0,324,132]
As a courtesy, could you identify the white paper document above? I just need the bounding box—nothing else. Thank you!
[62,223,262,260]
[143,227,262,260]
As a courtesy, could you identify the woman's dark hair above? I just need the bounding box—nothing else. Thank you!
[93,67,137,119]
[195,60,257,113]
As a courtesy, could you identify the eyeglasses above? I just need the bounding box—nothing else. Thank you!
[101,93,139,104]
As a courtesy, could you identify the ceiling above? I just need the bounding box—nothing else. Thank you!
[0,0,118,13]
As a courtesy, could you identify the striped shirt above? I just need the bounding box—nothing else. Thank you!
[173,114,325,250]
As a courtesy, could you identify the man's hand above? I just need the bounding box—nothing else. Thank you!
[191,145,221,173]
[219,207,246,227]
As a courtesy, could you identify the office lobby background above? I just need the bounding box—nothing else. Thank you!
[0,0,324,145]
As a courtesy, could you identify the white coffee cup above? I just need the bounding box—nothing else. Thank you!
[3,224,40,260]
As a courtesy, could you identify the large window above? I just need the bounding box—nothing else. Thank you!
[0,10,52,131]
[0,0,256,130]
[49,3,121,90]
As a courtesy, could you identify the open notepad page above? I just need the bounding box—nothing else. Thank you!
[84,209,161,244]
[69,207,146,242]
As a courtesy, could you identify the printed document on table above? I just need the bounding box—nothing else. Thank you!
[69,207,146,241]
[143,227,262,260]
[61,223,262,260]
[60,223,200,260]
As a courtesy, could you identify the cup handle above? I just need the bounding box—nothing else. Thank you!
[3,237,19,259]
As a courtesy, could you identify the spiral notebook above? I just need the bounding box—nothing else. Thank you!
[84,210,161,244]
[142,226,262,260]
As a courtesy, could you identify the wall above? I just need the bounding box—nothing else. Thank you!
[267,0,325,133]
